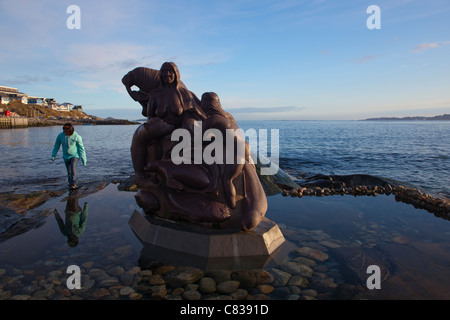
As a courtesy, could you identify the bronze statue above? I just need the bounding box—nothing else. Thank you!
[122,67,160,116]
[126,62,267,231]
[122,66,200,117]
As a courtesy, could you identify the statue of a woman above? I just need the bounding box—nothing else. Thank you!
[130,62,204,177]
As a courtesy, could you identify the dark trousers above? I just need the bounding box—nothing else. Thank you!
[64,157,79,187]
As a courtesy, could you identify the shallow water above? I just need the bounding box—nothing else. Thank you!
[238,120,450,198]
[1,121,449,198]
[0,184,448,300]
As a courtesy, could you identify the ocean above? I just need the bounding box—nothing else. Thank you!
[1,120,448,198]
[1,120,450,300]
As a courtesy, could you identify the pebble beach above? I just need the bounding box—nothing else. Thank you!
[1,176,449,301]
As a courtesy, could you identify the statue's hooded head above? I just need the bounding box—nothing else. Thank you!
[201,92,236,124]
[159,62,181,88]
[201,92,223,115]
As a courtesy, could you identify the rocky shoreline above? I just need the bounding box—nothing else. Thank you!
[278,174,450,221]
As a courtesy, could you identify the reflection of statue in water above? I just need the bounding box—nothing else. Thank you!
[54,197,88,247]
[126,62,267,231]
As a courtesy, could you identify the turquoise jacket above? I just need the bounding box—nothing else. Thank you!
[52,131,87,166]
[54,203,89,237]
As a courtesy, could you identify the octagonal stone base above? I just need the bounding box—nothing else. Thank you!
[129,210,288,269]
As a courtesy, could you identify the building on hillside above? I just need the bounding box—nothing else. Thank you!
[45,98,57,109]
[27,97,44,106]
[59,102,73,112]
[0,93,10,104]
[51,104,65,112]
[61,102,73,108]
[0,86,78,112]
[17,95,29,104]
[0,86,18,94]
[50,103,72,112]
[0,86,28,104]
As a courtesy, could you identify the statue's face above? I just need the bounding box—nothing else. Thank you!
[161,68,175,85]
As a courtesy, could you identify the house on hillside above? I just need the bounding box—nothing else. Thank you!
[0,86,78,112]
[0,93,10,104]
[27,97,44,106]
[45,98,57,109]
[16,95,29,104]
[0,86,28,104]
[59,102,73,112]
[0,86,18,94]
[48,102,72,112]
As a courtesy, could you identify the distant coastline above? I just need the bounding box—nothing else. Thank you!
[362,114,450,121]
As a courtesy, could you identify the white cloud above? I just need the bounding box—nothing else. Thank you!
[62,43,163,92]
[65,43,157,72]
[72,81,100,90]
[353,55,383,64]
[63,41,232,93]
[413,41,450,52]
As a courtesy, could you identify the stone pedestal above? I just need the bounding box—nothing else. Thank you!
[129,210,288,269]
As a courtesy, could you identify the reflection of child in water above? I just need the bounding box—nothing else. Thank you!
[54,197,88,247]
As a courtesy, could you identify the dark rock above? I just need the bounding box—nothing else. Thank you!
[198,277,216,293]
[328,245,393,287]
[216,280,240,294]
[297,174,398,189]
[0,208,53,244]
[165,266,205,287]
[117,176,138,192]
[258,165,300,195]
[231,270,257,288]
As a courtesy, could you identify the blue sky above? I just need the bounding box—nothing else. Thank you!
[1,0,449,120]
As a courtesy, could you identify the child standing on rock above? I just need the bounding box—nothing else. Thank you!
[51,123,87,190]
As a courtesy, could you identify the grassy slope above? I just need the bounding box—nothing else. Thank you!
[5,100,93,119]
